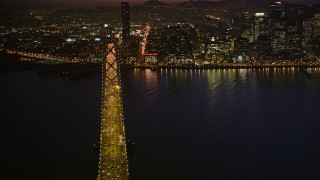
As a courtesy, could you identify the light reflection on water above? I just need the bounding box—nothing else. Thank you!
[123,68,320,180]
[1,68,320,180]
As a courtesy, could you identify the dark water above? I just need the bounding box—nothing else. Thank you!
[1,68,320,180]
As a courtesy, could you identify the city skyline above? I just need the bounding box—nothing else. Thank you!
[2,0,320,64]
[1,0,320,179]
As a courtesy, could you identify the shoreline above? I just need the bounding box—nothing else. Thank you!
[137,64,320,70]
[0,60,317,79]
[1,53,320,76]
[1,51,320,70]
[1,59,320,72]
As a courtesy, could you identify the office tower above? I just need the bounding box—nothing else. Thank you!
[287,23,301,53]
[302,19,313,48]
[270,1,284,19]
[207,38,231,62]
[313,12,320,38]
[253,13,267,43]
[256,35,272,60]
[285,4,311,58]
[269,1,286,54]
[310,10,320,56]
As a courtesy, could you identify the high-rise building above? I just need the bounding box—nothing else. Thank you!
[207,38,231,62]
[313,12,320,38]
[270,1,284,19]
[285,4,310,58]
[256,35,272,60]
[302,18,313,48]
[121,2,130,48]
[310,10,320,56]
[269,1,286,54]
[253,13,267,42]
[287,22,301,53]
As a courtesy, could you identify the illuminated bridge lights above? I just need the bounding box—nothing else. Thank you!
[97,43,129,180]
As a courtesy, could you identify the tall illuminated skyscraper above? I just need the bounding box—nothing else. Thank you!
[253,13,267,42]
[269,1,286,53]
[313,12,320,38]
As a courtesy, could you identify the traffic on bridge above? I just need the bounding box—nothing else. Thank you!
[97,43,129,180]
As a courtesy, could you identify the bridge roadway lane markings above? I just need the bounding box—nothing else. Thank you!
[100,92,128,178]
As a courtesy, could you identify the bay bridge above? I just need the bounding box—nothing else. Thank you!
[97,43,129,180]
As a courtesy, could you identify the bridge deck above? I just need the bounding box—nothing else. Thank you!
[97,43,129,180]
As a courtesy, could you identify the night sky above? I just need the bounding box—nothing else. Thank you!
[0,0,319,9]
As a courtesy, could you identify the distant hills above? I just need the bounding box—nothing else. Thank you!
[144,0,166,6]
[143,0,320,6]
[143,0,222,7]
[1,0,318,11]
